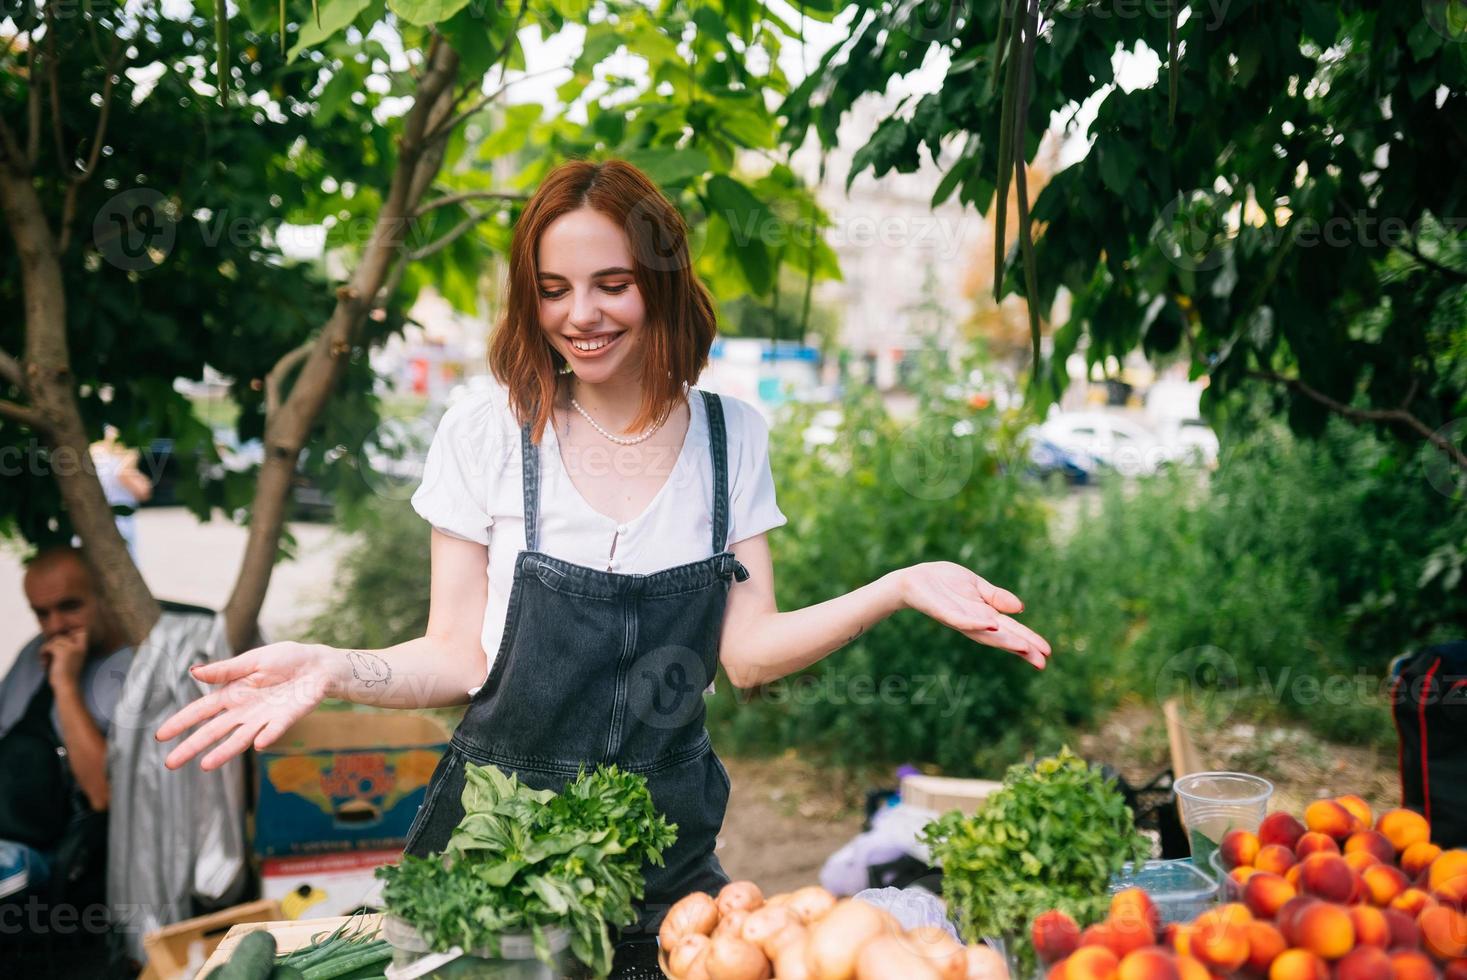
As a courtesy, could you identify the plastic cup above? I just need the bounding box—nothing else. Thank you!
[1173,771,1274,866]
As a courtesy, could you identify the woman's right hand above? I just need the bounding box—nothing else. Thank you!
[155,641,336,771]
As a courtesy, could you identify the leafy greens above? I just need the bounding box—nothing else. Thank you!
[378,763,677,978]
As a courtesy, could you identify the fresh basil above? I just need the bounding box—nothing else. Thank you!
[377,763,677,978]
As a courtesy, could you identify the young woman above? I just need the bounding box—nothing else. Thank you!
[156,159,1051,976]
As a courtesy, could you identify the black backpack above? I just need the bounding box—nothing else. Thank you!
[1391,640,1467,849]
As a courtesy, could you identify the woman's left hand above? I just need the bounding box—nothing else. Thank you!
[893,561,1052,669]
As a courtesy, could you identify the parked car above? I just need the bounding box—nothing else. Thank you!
[1039,410,1214,476]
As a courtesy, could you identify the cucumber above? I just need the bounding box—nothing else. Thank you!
[268,968,306,980]
[207,930,278,980]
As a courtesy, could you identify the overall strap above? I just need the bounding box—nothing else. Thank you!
[520,421,540,552]
[700,389,732,553]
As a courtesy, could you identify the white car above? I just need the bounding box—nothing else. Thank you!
[1040,411,1214,476]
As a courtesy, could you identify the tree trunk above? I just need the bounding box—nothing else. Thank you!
[0,166,162,647]
[221,39,462,654]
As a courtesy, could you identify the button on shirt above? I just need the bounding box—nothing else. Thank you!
[411,381,787,684]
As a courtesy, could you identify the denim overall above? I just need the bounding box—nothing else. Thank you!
[403,390,748,973]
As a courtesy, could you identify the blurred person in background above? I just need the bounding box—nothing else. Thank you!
[89,425,154,563]
[0,548,134,901]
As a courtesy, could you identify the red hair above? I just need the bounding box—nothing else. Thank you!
[488,158,717,442]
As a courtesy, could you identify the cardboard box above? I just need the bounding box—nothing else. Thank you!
[254,711,449,856]
[261,850,398,919]
[899,773,1002,815]
[140,898,282,980]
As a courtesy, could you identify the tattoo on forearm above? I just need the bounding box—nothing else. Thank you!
[346,650,392,688]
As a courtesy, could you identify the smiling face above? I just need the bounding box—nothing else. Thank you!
[536,207,648,386]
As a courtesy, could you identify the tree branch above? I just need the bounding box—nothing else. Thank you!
[1249,369,1467,471]
[44,7,66,172]
[0,114,22,172]
[25,41,40,166]
[0,347,22,388]
[1396,238,1467,283]
[58,40,123,252]
[407,207,486,262]
[425,66,563,145]
[0,398,45,431]
[264,341,313,419]
[412,189,525,218]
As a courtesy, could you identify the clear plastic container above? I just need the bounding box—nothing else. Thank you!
[1109,858,1221,924]
[1173,772,1274,867]
[1207,848,1245,903]
[382,915,591,979]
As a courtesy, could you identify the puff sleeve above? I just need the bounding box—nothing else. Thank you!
[725,397,788,545]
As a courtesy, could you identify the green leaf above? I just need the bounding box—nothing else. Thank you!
[622,146,712,187]
[287,0,372,60]
[387,0,472,27]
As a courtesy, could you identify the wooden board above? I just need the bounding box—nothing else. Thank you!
[140,899,282,979]
[199,913,384,974]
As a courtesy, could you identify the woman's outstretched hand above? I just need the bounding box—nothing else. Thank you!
[895,561,1052,669]
[155,641,334,771]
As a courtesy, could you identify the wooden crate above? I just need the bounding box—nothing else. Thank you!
[140,899,282,979]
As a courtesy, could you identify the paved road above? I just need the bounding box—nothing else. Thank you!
[0,507,357,676]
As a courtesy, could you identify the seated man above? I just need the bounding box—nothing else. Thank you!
[0,547,135,900]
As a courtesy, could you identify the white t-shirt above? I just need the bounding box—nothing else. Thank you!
[411,379,787,683]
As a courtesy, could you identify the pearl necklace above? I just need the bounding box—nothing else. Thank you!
[569,397,665,446]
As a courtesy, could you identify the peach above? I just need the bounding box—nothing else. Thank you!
[1112,888,1162,940]
[1334,945,1394,980]
[1257,845,1301,877]
[1351,904,1392,948]
[1436,870,1467,913]
[1068,945,1123,980]
[1261,813,1308,851]
[1392,889,1437,918]
[1337,796,1374,833]
[1244,920,1287,974]
[1347,851,1384,875]
[1297,832,1342,858]
[1389,950,1440,980]
[1083,923,1141,960]
[1166,924,1195,959]
[1404,845,1445,880]
[1420,906,1467,962]
[1300,854,1357,903]
[1191,904,1252,974]
[1175,955,1211,980]
[1222,831,1264,871]
[1279,896,1321,946]
[1287,865,1304,890]
[1295,902,1356,961]
[1050,962,1070,980]
[1305,800,1357,841]
[1034,910,1083,965]
[1268,948,1329,980]
[1362,864,1412,907]
[1383,907,1423,950]
[1377,810,1432,854]
[1244,872,1299,920]
[1117,948,1181,980]
[1445,961,1467,980]
[1346,831,1397,866]
[1232,867,1260,891]
[1431,854,1467,896]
